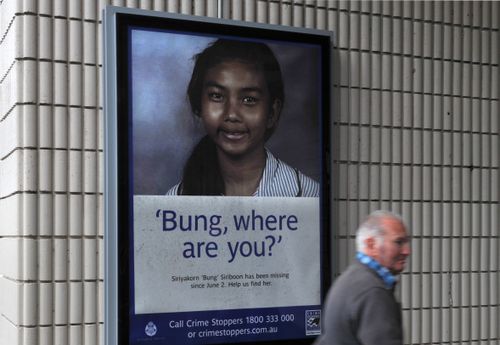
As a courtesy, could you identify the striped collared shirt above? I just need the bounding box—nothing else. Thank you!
[253,150,319,197]
[166,149,319,197]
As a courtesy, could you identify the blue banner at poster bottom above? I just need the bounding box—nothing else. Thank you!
[130,305,322,345]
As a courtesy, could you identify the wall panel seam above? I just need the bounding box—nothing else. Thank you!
[0,313,18,327]
[25,321,102,327]
[337,11,499,32]
[0,60,16,84]
[9,102,103,110]
[16,57,101,67]
[401,306,500,312]
[9,322,102,327]
[0,15,15,45]
[335,198,498,204]
[15,12,101,23]
[334,47,499,68]
[335,122,500,136]
[337,235,500,240]
[333,160,499,170]
[271,0,499,31]
[334,85,499,101]
[0,105,15,122]
[1,276,102,283]
[0,191,103,201]
[1,147,103,161]
[0,235,104,239]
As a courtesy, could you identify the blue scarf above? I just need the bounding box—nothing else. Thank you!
[356,252,397,289]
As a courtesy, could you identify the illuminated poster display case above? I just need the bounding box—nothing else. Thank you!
[104,6,333,345]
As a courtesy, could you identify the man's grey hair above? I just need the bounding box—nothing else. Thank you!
[355,210,406,252]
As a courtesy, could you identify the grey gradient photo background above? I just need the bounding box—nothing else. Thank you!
[131,29,323,195]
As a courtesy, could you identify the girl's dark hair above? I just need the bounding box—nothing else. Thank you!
[178,135,224,195]
[178,39,284,195]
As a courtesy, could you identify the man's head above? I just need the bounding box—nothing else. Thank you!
[356,210,411,275]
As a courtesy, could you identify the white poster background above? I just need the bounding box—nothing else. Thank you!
[134,196,321,314]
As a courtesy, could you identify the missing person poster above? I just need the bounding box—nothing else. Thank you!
[105,7,332,345]
[133,196,320,344]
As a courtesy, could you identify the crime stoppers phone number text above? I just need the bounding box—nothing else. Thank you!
[246,314,295,324]
[169,313,295,330]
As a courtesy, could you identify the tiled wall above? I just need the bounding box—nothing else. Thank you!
[0,1,498,344]
[0,0,104,344]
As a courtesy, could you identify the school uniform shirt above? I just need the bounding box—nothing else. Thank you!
[166,149,320,197]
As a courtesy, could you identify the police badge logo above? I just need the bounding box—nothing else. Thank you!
[305,310,321,336]
[145,321,158,337]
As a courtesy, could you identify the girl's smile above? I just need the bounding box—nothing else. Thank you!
[220,129,246,141]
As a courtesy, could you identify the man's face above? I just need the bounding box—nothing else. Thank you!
[369,218,411,274]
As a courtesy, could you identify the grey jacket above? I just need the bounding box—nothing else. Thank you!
[314,261,403,345]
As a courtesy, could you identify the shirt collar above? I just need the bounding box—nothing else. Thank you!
[356,252,397,289]
[253,149,277,196]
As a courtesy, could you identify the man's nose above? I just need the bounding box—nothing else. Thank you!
[402,242,411,256]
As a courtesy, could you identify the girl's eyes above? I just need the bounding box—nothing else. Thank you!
[208,92,224,102]
[207,93,258,105]
[242,96,258,105]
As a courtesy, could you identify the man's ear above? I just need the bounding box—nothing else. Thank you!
[364,237,377,256]
[267,99,282,129]
[366,237,375,248]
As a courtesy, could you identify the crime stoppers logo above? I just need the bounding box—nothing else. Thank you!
[145,321,158,337]
[305,310,321,336]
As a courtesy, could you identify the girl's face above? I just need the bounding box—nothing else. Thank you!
[200,60,281,160]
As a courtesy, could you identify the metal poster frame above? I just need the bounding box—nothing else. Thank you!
[104,6,333,345]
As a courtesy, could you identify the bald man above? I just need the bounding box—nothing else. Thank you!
[315,210,411,345]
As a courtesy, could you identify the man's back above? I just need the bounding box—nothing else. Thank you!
[315,261,403,345]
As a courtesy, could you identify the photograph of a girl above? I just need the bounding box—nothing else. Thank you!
[166,39,319,197]
[131,31,323,197]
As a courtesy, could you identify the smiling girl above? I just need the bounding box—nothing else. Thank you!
[167,39,319,197]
